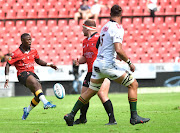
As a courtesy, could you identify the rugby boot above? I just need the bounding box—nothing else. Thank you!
[64,113,74,126]
[73,118,87,125]
[44,102,56,109]
[105,120,117,125]
[22,107,29,120]
[130,115,150,125]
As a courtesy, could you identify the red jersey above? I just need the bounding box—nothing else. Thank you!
[83,32,99,72]
[7,45,39,76]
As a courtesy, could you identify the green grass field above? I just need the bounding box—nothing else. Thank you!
[0,92,180,133]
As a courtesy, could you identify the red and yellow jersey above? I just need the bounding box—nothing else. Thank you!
[83,32,99,72]
[8,45,39,76]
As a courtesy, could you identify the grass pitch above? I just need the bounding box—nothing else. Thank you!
[0,92,180,133]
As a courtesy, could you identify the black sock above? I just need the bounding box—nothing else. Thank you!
[80,102,89,120]
[103,99,116,123]
[131,111,138,119]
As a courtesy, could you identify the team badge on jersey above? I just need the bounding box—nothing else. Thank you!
[103,26,108,32]
[8,57,12,61]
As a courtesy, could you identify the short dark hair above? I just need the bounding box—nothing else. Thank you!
[21,33,30,40]
[110,5,123,17]
[84,19,96,27]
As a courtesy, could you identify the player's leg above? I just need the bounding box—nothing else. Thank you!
[74,12,81,21]
[64,78,104,126]
[22,96,40,120]
[74,86,89,124]
[74,72,91,125]
[114,72,150,125]
[97,78,117,125]
[26,73,56,109]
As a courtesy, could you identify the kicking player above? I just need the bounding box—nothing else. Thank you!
[73,19,116,125]
[4,33,58,120]
[64,5,150,126]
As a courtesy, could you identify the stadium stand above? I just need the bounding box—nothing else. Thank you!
[0,0,179,65]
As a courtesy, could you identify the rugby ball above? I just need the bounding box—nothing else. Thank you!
[53,83,65,99]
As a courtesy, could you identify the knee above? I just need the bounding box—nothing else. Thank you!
[129,80,138,90]
[132,80,138,89]
[97,90,109,102]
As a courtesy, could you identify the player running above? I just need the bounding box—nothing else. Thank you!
[64,5,150,126]
[73,19,116,125]
[4,33,58,120]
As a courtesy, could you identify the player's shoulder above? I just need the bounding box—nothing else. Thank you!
[11,47,21,57]
[83,38,88,44]
[30,47,38,53]
[110,22,124,32]
[93,33,100,39]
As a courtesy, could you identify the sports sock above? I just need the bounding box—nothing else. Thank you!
[80,102,89,120]
[128,97,137,118]
[35,89,48,105]
[103,99,116,123]
[71,96,88,116]
[27,97,39,113]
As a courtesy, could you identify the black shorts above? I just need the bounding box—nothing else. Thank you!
[18,71,40,86]
[83,72,92,87]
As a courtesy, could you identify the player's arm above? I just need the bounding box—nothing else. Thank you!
[35,58,58,70]
[114,42,135,72]
[4,62,10,88]
[75,56,86,66]
[78,56,86,64]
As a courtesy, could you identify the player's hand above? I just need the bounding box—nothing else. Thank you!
[49,64,58,70]
[75,58,79,66]
[4,80,9,88]
[129,64,136,72]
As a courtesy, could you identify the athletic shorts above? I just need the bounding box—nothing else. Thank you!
[91,59,126,80]
[83,72,92,87]
[18,71,40,86]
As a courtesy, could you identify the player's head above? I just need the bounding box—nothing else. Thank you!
[82,19,96,36]
[21,33,32,49]
[82,0,88,5]
[110,5,123,17]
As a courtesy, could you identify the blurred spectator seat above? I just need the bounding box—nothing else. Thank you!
[0,10,5,19]
[48,8,58,18]
[26,20,36,28]
[6,10,16,19]
[38,9,48,18]
[37,20,46,27]
[16,9,27,19]
[5,21,15,28]
[165,5,175,15]
[27,9,38,18]
[47,20,57,28]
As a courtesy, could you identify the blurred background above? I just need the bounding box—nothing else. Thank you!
[0,0,179,97]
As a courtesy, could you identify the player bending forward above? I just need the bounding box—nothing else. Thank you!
[74,19,116,125]
[4,33,58,120]
[64,5,150,126]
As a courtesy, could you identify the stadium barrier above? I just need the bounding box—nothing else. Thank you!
[0,63,180,96]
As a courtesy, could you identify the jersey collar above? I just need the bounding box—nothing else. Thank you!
[88,32,98,40]
[19,44,30,53]
[110,19,116,22]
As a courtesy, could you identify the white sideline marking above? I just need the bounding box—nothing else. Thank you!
[138,87,180,94]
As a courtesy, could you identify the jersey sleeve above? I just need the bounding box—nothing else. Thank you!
[112,25,124,44]
[7,52,18,65]
[34,49,39,59]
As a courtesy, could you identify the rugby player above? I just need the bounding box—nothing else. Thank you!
[64,5,150,126]
[73,19,116,125]
[4,33,58,120]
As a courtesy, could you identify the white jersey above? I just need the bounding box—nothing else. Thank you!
[97,20,124,64]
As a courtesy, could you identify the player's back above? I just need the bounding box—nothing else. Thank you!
[97,20,124,64]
